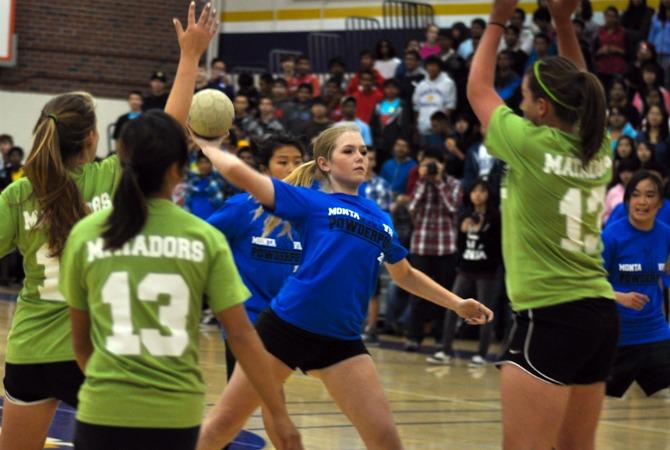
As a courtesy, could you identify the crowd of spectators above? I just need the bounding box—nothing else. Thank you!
[4,0,670,359]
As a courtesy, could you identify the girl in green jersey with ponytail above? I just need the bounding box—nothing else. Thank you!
[468,0,618,448]
[0,4,232,450]
[60,5,301,450]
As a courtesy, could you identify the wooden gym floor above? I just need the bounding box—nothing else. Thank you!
[0,289,668,449]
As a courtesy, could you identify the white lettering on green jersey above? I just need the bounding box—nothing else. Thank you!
[60,199,250,428]
[0,155,120,363]
[86,235,205,263]
[485,106,614,311]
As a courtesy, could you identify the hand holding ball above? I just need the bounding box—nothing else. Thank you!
[187,89,235,139]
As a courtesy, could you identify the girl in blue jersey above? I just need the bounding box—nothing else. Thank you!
[207,135,304,379]
[194,124,493,450]
[602,170,670,398]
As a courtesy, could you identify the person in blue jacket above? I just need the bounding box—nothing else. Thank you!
[194,123,493,450]
[207,135,305,379]
[602,170,670,398]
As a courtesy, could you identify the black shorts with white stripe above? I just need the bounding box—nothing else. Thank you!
[496,298,619,386]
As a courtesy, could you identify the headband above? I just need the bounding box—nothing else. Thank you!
[533,60,578,111]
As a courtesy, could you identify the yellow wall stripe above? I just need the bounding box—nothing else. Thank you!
[222,1,659,23]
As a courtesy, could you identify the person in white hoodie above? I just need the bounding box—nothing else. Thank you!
[413,55,457,137]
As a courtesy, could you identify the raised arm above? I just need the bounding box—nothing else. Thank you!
[195,138,276,209]
[385,259,493,325]
[466,0,517,130]
[546,0,587,71]
[165,2,219,125]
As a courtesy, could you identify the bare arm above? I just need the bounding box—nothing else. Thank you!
[384,259,493,324]
[196,140,275,209]
[466,1,516,130]
[69,308,94,372]
[614,292,649,311]
[546,0,587,71]
[164,2,219,125]
[216,305,302,450]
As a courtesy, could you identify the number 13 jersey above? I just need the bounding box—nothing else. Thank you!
[60,199,249,428]
[0,156,120,364]
[485,106,614,311]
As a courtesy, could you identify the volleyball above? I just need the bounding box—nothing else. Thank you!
[187,89,235,139]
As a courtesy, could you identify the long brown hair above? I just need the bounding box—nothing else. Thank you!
[23,92,97,257]
[262,123,360,236]
[528,57,607,165]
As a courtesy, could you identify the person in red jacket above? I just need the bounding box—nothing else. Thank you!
[352,70,384,124]
[347,50,385,95]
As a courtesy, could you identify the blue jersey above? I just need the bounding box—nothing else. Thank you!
[208,194,302,324]
[601,218,670,346]
[606,199,670,228]
[269,179,408,340]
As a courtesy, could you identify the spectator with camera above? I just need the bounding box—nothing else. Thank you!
[207,57,235,99]
[404,147,463,351]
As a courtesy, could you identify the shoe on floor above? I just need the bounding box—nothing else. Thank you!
[468,355,487,367]
[426,351,452,365]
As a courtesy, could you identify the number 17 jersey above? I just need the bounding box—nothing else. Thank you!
[0,156,120,364]
[485,106,614,311]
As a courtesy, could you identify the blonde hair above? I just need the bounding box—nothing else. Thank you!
[260,123,361,236]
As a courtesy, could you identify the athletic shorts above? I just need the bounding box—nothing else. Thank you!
[255,309,369,373]
[3,361,84,407]
[606,339,670,398]
[74,421,200,450]
[496,298,619,386]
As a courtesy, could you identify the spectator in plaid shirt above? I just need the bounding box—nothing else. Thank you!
[404,146,463,351]
[359,147,393,211]
[359,146,394,344]
[185,151,229,220]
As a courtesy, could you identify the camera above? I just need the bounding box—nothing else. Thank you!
[426,162,438,176]
[469,212,483,224]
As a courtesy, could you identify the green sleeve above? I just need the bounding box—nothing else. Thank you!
[484,105,534,168]
[89,154,121,190]
[60,228,89,311]
[205,230,250,315]
[0,189,18,258]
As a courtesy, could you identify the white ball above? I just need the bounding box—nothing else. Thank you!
[188,89,235,139]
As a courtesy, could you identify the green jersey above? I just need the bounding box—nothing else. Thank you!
[0,155,120,364]
[485,106,614,311]
[60,199,250,428]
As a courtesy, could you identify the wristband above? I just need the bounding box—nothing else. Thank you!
[488,21,506,29]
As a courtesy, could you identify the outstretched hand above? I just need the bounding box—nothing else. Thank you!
[456,299,494,325]
[173,2,219,59]
[545,0,581,23]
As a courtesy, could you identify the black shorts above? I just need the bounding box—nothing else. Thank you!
[606,339,670,398]
[74,421,200,450]
[255,309,369,373]
[496,298,619,385]
[3,361,84,407]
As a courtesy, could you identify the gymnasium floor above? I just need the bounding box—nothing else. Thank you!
[0,289,668,449]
